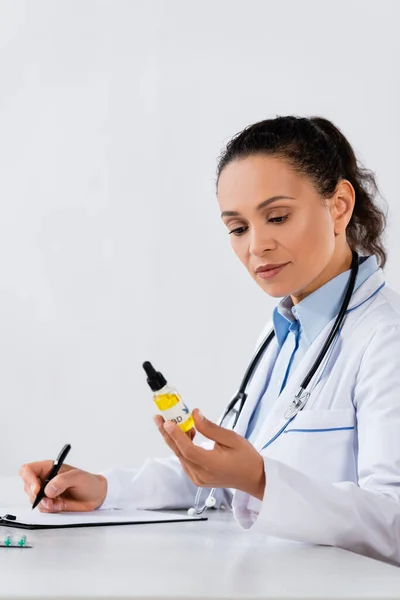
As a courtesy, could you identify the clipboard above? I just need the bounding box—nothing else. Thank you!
[0,508,207,530]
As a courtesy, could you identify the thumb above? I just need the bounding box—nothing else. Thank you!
[192,408,237,446]
[44,471,76,498]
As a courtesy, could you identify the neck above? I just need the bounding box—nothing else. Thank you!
[291,245,353,306]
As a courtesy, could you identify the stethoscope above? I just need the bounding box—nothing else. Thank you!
[188,250,359,516]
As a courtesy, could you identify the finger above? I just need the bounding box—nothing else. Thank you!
[19,464,46,496]
[177,457,206,485]
[19,461,73,487]
[38,498,66,513]
[153,415,164,427]
[24,482,40,504]
[24,480,37,498]
[163,421,213,468]
[192,409,237,447]
[154,415,195,440]
[187,427,196,441]
[38,495,97,513]
[153,415,183,457]
[153,418,204,482]
[179,457,215,488]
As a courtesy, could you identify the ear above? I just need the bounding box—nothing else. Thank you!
[331,179,355,236]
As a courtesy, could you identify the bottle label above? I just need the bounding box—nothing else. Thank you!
[159,399,191,426]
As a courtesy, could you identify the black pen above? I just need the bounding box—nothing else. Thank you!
[31,444,71,510]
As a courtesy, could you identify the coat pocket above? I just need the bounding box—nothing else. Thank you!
[265,408,357,483]
[284,408,355,433]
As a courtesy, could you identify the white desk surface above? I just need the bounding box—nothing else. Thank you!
[1,478,400,599]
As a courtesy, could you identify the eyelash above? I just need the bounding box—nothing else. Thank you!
[228,215,289,236]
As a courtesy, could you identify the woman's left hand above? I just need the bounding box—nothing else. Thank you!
[153,408,266,500]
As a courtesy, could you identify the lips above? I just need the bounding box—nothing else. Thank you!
[255,262,289,273]
[254,262,290,280]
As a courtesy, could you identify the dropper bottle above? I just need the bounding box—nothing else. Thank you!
[142,361,195,433]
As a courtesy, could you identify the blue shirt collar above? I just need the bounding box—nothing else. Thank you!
[272,254,379,348]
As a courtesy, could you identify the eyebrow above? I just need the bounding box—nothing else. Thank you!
[220,195,296,218]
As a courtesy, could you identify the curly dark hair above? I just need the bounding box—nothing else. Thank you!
[216,116,387,268]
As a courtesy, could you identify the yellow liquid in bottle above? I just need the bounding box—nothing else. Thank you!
[155,393,195,432]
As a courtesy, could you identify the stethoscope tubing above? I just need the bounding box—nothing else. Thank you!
[190,251,359,515]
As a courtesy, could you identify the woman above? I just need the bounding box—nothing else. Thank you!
[19,116,400,564]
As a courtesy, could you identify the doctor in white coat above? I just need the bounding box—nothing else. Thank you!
[19,116,400,565]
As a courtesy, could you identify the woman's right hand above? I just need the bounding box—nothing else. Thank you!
[18,461,108,513]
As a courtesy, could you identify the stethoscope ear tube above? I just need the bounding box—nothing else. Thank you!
[299,250,359,391]
[237,330,276,394]
[220,329,276,429]
[284,251,359,418]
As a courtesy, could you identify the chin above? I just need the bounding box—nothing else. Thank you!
[257,280,291,298]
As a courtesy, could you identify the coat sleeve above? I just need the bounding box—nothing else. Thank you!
[232,324,400,565]
[99,442,233,511]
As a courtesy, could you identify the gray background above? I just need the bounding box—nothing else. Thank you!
[0,0,398,477]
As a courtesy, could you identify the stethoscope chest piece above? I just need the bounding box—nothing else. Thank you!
[284,387,311,419]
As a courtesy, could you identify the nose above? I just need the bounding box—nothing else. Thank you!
[248,224,275,257]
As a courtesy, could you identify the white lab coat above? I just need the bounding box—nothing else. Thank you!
[101,266,400,564]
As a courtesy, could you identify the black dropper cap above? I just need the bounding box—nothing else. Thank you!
[142,361,167,392]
